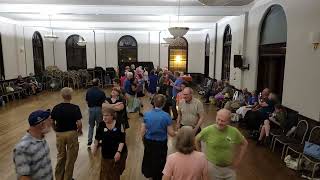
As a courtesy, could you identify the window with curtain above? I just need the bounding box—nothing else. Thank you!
[221,25,232,81]
[258,5,287,100]
[66,34,87,70]
[32,31,45,76]
[118,35,138,64]
[0,33,4,80]
[168,37,188,73]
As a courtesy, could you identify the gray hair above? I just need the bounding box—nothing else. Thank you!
[61,87,73,100]
[175,126,195,154]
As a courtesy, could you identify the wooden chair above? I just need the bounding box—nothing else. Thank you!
[285,126,320,170]
[0,84,15,101]
[272,120,309,159]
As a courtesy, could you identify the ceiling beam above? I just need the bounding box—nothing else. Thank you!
[0,4,249,16]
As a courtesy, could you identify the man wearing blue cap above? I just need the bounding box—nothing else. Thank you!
[13,109,53,180]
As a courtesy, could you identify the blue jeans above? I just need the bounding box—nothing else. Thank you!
[88,107,102,144]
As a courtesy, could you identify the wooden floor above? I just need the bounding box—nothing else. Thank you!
[0,89,302,180]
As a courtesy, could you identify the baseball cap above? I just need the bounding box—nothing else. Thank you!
[28,109,51,126]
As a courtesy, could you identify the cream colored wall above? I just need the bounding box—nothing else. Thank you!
[0,21,19,79]
[217,0,320,120]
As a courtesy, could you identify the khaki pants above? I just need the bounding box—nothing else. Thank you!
[55,131,79,180]
[208,161,236,180]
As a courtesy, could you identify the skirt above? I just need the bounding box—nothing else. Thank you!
[142,138,168,179]
[100,151,128,180]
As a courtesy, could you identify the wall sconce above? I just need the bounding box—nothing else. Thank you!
[310,32,320,50]
[19,47,25,53]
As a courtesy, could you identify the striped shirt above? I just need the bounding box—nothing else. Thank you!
[13,132,53,180]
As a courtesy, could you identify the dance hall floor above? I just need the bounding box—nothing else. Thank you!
[0,89,302,180]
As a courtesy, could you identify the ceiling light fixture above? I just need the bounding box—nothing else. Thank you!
[168,0,189,38]
[44,15,59,42]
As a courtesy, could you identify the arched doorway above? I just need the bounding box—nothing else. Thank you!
[0,33,4,80]
[221,25,232,81]
[204,34,210,77]
[66,34,87,70]
[257,5,287,100]
[168,37,188,73]
[118,35,138,64]
[32,31,45,76]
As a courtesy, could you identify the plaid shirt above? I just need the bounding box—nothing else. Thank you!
[13,132,53,180]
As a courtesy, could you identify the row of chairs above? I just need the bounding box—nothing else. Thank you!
[270,119,320,179]
[0,80,31,102]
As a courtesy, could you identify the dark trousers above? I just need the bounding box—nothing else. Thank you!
[142,138,168,180]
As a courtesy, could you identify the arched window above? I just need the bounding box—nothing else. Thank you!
[118,35,138,64]
[66,34,87,70]
[0,33,4,80]
[221,25,232,81]
[32,31,45,76]
[258,5,287,100]
[168,37,188,73]
[204,34,210,77]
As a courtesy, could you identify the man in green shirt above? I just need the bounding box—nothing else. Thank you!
[195,109,248,180]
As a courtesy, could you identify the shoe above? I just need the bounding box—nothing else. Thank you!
[87,142,92,148]
[256,140,263,145]
[139,113,144,117]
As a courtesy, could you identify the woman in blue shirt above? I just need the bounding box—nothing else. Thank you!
[140,94,176,180]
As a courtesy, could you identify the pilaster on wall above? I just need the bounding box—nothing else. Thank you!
[216,15,246,89]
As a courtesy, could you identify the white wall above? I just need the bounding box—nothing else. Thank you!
[216,15,246,89]
[217,0,320,120]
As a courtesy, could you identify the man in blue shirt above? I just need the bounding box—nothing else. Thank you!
[85,78,106,147]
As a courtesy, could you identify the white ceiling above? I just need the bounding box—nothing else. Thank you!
[0,0,203,6]
[0,1,254,30]
[0,14,224,23]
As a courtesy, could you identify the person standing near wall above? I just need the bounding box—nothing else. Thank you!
[51,87,82,180]
[13,109,53,180]
[86,78,106,147]
[195,109,248,180]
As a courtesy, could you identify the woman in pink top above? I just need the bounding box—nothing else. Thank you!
[162,126,208,180]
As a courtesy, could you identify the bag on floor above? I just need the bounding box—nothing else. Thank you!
[284,155,298,170]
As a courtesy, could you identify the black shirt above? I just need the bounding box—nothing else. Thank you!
[105,97,129,129]
[95,121,127,159]
[51,103,82,132]
[86,86,106,107]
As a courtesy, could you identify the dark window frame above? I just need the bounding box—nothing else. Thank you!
[118,35,138,64]
[221,25,232,81]
[32,31,45,76]
[257,5,287,101]
[168,37,189,73]
[0,33,4,80]
[66,34,87,71]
